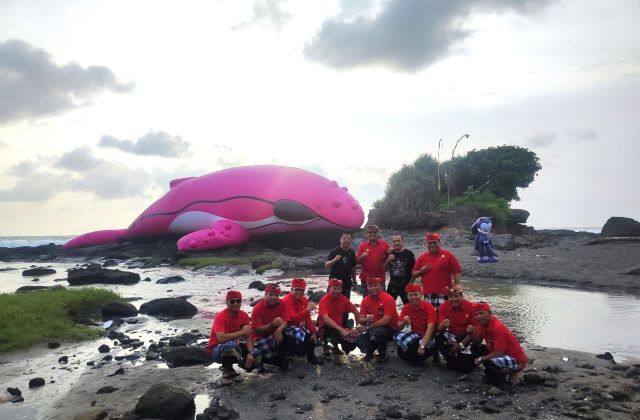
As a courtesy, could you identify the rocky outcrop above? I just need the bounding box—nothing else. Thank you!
[162,346,211,368]
[67,263,140,285]
[134,383,195,418]
[101,301,138,318]
[508,209,530,224]
[601,217,640,237]
[22,267,56,276]
[155,275,186,284]
[139,297,198,318]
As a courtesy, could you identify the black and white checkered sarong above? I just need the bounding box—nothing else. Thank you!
[252,336,278,360]
[284,326,309,344]
[488,355,520,371]
[424,293,448,309]
[355,326,394,353]
[393,330,436,352]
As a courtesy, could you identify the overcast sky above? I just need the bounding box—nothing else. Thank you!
[0,0,638,236]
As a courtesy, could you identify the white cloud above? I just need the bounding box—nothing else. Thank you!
[55,145,103,171]
[527,132,556,147]
[0,172,74,201]
[98,130,190,157]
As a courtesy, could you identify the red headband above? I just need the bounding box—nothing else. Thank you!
[226,290,242,301]
[473,302,491,313]
[404,284,422,293]
[425,233,441,242]
[265,284,281,294]
[365,277,383,285]
[291,278,306,289]
[328,278,343,288]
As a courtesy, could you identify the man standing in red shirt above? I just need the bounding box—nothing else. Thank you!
[357,225,390,293]
[412,232,462,309]
[355,277,398,363]
[435,284,477,372]
[251,283,292,372]
[393,284,437,365]
[207,290,255,379]
[281,278,319,365]
[470,302,527,385]
[318,278,361,358]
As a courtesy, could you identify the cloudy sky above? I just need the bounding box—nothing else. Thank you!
[0,0,638,236]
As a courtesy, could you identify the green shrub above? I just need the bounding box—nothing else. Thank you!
[447,190,511,225]
[0,288,122,352]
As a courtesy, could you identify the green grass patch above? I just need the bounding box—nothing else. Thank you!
[255,262,282,275]
[0,288,122,352]
[178,255,274,270]
[446,190,511,225]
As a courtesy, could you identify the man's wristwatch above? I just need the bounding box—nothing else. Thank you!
[459,342,464,349]
[419,343,425,349]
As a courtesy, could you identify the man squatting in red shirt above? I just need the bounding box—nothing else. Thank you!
[250,283,292,372]
[393,283,437,365]
[318,278,361,359]
[206,290,255,380]
[355,277,399,362]
[281,278,320,365]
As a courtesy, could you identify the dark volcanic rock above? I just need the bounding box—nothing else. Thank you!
[601,216,640,237]
[308,291,326,303]
[134,383,195,419]
[509,208,530,224]
[67,263,140,285]
[28,377,45,388]
[101,301,138,318]
[248,280,266,291]
[98,344,110,353]
[162,346,211,368]
[7,387,21,396]
[139,297,198,318]
[493,234,516,251]
[156,275,186,284]
[96,386,119,394]
[58,356,68,364]
[22,267,56,276]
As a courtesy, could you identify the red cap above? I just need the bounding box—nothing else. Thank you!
[425,232,441,242]
[265,284,281,294]
[328,278,343,288]
[226,290,242,301]
[365,277,383,285]
[472,302,491,313]
[404,284,422,293]
[291,278,306,289]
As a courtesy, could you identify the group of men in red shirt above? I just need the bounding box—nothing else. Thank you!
[207,225,527,386]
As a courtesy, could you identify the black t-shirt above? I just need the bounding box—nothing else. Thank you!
[327,246,357,283]
[388,248,415,284]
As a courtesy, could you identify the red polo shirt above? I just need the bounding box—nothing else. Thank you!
[357,239,390,281]
[438,299,475,336]
[207,308,250,352]
[250,299,291,340]
[359,290,398,329]
[476,315,527,369]
[281,292,317,334]
[399,301,436,335]
[318,293,357,328]
[413,249,462,295]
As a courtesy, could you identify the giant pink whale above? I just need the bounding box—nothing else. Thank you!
[64,165,365,251]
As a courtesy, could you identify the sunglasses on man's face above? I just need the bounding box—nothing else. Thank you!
[227,299,241,304]
[293,288,305,293]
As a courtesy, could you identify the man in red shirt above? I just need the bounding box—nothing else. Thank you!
[412,232,462,309]
[470,302,527,385]
[355,277,398,363]
[435,284,477,372]
[206,290,255,379]
[251,283,292,372]
[393,284,437,365]
[357,225,390,293]
[281,278,319,365]
[318,278,361,358]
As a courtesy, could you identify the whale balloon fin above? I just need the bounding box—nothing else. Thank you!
[177,219,250,251]
[169,177,196,189]
[64,229,128,249]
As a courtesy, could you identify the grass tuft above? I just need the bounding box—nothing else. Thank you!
[0,287,122,352]
[178,255,274,270]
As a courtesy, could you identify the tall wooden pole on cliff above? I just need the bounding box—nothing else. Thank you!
[447,134,470,208]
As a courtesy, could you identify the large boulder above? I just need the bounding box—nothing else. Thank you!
[162,346,211,368]
[101,301,138,318]
[22,267,56,276]
[156,275,186,284]
[508,209,530,224]
[492,234,516,251]
[134,383,195,419]
[139,298,198,318]
[601,217,640,237]
[67,263,140,285]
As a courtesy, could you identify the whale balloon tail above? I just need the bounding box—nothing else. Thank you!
[64,229,129,249]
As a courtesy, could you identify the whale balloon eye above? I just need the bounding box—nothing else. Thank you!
[274,200,317,222]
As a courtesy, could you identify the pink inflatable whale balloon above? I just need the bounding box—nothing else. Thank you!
[64,165,365,251]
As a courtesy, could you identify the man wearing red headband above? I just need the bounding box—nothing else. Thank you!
[251,283,292,372]
[356,225,390,293]
[412,232,462,309]
[207,290,255,380]
[435,285,478,373]
[318,278,361,359]
[355,277,399,363]
[393,283,437,365]
[325,233,357,300]
[470,302,527,385]
[281,278,319,365]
